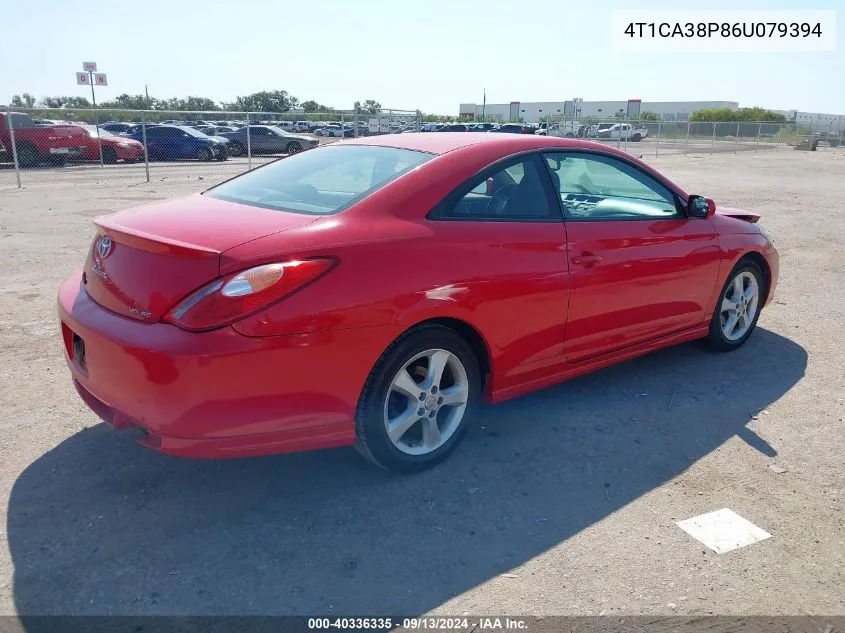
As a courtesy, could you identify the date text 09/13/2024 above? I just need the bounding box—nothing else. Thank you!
[307,617,529,630]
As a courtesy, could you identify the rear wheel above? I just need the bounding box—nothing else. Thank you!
[632,133,642,142]
[706,259,764,351]
[355,325,480,473]
[197,147,213,162]
[215,146,228,161]
[16,143,40,167]
[102,147,117,164]
[229,141,245,156]
[285,141,302,154]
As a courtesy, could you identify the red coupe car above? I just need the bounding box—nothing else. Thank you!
[57,133,778,472]
[75,125,145,163]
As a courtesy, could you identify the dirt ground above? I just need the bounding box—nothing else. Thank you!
[0,148,843,618]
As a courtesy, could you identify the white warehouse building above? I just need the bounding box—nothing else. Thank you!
[458,99,739,123]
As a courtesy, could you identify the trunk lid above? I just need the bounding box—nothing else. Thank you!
[83,194,319,322]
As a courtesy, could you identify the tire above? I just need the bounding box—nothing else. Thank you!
[229,141,245,156]
[565,133,574,138]
[632,133,642,142]
[102,147,117,164]
[354,324,481,473]
[285,141,302,154]
[215,146,229,161]
[16,143,40,168]
[706,259,765,352]
[197,147,213,162]
[46,155,67,167]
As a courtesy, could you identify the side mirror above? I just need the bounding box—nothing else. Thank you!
[688,195,716,219]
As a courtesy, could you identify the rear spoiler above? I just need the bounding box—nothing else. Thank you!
[93,218,221,258]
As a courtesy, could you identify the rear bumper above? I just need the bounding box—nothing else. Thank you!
[57,272,402,458]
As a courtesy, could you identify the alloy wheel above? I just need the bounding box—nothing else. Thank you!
[720,271,759,341]
[383,349,469,456]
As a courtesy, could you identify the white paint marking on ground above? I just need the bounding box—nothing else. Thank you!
[676,508,772,554]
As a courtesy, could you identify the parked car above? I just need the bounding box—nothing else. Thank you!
[126,125,228,161]
[318,124,354,138]
[420,123,442,132]
[438,124,470,132]
[469,122,497,131]
[57,133,778,472]
[74,125,145,163]
[100,122,137,135]
[603,123,649,142]
[218,125,318,155]
[489,123,535,134]
[0,111,88,167]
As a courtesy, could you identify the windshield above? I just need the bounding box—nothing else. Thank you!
[82,125,115,138]
[176,126,207,138]
[205,145,433,215]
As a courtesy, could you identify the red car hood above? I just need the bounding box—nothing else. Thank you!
[715,206,760,223]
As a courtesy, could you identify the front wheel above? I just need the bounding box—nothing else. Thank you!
[706,260,764,351]
[632,133,642,142]
[354,325,481,473]
[197,147,213,162]
[285,141,302,154]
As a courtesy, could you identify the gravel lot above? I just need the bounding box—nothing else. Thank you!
[0,149,843,618]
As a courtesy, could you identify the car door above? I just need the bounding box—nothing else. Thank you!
[248,126,271,153]
[142,127,164,159]
[427,153,569,388]
[543,151,721,362]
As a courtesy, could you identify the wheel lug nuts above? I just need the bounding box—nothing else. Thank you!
[418,408,424,415]
[418,393,425,401]
[431,386,438,394]
[438,397,443,404]
[429,411,436,418]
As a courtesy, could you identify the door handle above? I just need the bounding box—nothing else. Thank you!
[571,252,602,267]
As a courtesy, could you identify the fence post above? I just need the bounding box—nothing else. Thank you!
[354,105,359,138]
[684,122,690,155]
[735,122,741,152]
[94,108,104,167]
[416,109,421,132]
[141,110,150,183]
[341,112,345,139]
[711,123,716,154]
[246,111,252,171]
[756,123,761,152]
[5,106,22,189]
[655,122,661,157]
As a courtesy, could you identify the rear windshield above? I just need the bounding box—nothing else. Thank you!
[205,144,433,215]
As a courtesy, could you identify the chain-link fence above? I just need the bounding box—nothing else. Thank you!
[0,106,421,189]
[2,106,842,190]
[534,115,844,157]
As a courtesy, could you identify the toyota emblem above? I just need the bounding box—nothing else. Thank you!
[97,236,113,258]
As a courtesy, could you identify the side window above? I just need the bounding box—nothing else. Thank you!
[433,155,557,221]
[543,152,680,220]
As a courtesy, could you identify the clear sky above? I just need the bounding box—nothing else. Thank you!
[0,0,842,115]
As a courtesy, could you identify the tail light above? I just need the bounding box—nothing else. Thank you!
[163,258,335,332]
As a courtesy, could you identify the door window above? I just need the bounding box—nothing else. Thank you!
[543,153,680,220]
[431,155,557,221]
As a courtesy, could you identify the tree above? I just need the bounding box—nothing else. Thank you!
[690,107,786,122]
[229,90,294,112]
[634,111,660,121]
[301,100,333,113]
[39,95,90,108]
[100,93,156,110]
[355,100,381,115]
[11,93,36,108]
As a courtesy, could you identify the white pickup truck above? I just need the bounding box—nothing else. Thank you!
[600,123,649,142]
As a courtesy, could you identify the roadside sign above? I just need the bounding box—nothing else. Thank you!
[76,72,90,85]
[94,73,108,86]
[82,62,97,72]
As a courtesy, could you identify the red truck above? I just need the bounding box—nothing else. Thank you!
[0,111,88,167]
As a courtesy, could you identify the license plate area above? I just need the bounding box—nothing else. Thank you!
[72,333,87,370]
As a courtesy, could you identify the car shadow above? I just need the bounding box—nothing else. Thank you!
[7,328,806,616]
